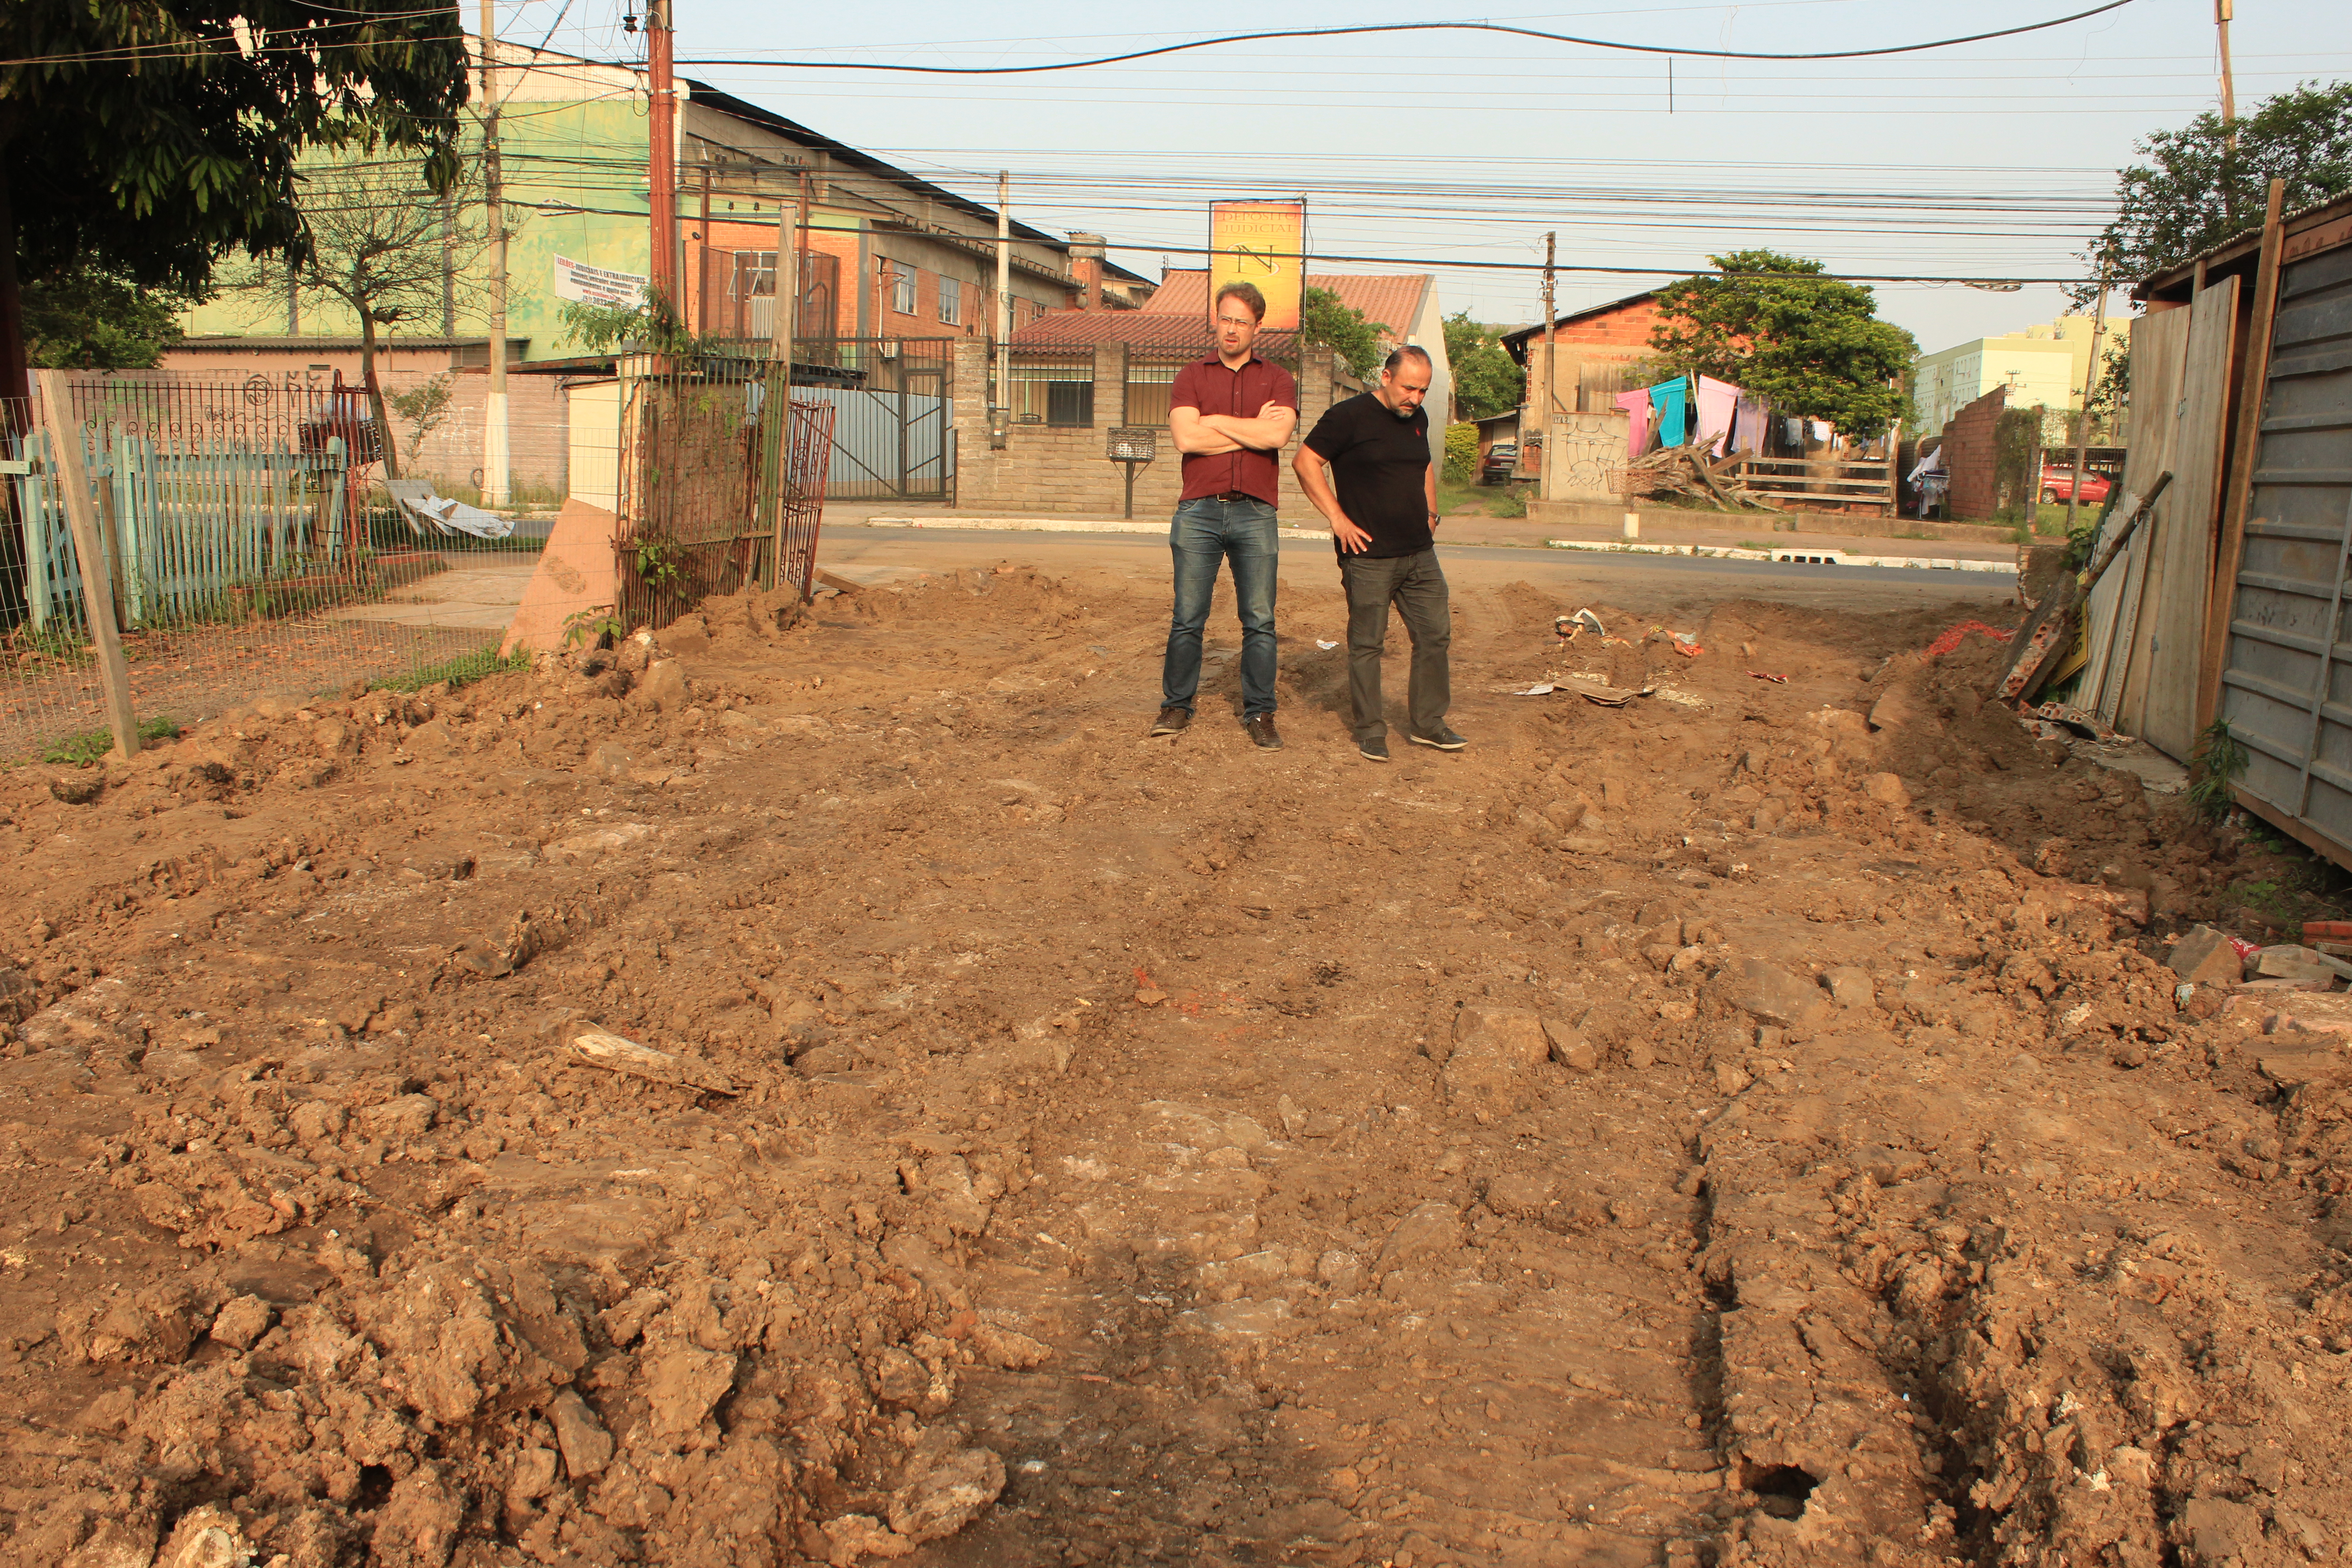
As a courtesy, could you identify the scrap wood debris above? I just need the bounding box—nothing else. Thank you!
[1619,443,1784,511]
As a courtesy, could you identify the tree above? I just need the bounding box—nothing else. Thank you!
[1,0,471,404]
[2077,82,2352,301]
[1301,287,1388,381]
[24,266,203,369]
[1647,249,1917,439]
[1442,309,1525,421]
[222,160,487,477]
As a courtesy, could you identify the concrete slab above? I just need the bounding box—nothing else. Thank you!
[500,499,619,657]
[327,558,539,631]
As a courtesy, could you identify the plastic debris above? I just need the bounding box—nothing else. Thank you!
[1747,671,1788,684]
[1555,608,1607,642]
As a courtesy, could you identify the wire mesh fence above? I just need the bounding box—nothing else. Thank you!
[0,361,833,763]
[0,374,538,764]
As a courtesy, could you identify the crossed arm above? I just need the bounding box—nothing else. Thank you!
[1170,400,1297,456]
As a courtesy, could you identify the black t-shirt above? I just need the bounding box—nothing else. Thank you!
[1303,392,1432,559]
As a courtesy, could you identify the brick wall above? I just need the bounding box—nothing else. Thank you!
[1936,385,2008,521]
[950,341,1352,518]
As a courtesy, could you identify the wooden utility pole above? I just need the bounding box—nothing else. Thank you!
[2217,0,2239,225]
[2064,276,2109,538]
[647,0,677,306]
[1540,231,1557,492]
[763,171,800,592]
[479,0,510,507]
[33,372,138,760]
[994,171,1012,442]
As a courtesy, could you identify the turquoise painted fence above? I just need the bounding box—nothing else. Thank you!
[5,426,348,631]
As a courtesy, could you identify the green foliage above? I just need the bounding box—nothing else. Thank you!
[1442,423,1478,484]
[1485,486,1526,519]
[559,286,719,358]
[1442,309,1525,421]
[0,0,471,389]
[562,604,625,650]
[41,715,178,765]
[387,372,454,458]
[1647,249,1918,439]
[2077,82,2352,301]
[1300,287,1389,382]
[23,266,202,369]
[633,535,686,592]
[371,647,528,694]
[2190,718,2251,822]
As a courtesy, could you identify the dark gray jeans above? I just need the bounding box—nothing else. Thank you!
[1339,548,1450,742]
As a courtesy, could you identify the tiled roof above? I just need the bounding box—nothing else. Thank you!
[1010,311,1299,358]
[1140,271,1431,336]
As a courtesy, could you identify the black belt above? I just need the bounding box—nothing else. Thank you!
[1213,490,1257,502]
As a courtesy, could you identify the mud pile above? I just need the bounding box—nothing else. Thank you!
[0,566,2345,1568]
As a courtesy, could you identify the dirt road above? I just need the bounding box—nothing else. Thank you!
[2,554,2345,1568]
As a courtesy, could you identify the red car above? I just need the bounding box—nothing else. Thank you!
[2039,466,2111,505]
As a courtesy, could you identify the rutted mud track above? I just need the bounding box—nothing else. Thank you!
[1,562,2347,1568]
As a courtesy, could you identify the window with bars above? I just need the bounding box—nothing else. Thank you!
[1010,358,1094,426]
[1125,359,1188,426]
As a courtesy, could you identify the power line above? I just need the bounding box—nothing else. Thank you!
[673,3,2141,73]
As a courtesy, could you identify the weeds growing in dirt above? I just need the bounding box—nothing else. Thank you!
[39,715,179,766]
[2189,718,2249,821]
[369,648,528,694]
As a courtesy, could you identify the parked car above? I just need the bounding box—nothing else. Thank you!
[1480,442,1519,485]
[2038,466,2111,505]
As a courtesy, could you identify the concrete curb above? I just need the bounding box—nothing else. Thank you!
[863,515,1331,541]
[1541,539,2019,575]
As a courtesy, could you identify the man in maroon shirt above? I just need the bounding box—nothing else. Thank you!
[1153,281,1299,749]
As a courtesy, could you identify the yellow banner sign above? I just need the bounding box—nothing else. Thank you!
[1208,201,1305,332]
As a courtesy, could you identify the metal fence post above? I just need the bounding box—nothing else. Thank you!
[33,370,140,760]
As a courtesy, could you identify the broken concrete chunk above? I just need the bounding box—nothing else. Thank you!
[2170,924,2247,986]
[568,1028,737,1094]
[631,660,688,714]
[888,1445,1007,1545]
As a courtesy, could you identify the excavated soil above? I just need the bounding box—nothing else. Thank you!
[2,560,2348,1568]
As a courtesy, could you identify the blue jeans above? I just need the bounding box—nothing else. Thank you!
[1161,496,1280,719]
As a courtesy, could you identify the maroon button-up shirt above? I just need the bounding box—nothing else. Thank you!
[1170,353,1299,506]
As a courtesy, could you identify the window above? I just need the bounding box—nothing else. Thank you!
[1125,358,1186,426]
[937,279,961,326]
[880,259,916,317]
[1010,357,1093,426]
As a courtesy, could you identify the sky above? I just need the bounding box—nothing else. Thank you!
[496,0,2351,353]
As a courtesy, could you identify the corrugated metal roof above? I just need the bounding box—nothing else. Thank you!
[1138,271,1431,334]
[2138,186,2352,294]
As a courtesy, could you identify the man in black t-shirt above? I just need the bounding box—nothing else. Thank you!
[1293,346,1465,762]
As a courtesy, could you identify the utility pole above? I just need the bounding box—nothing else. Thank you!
[647,0,677,308]
[1541,231,1558,481]
[993,170,1011,446]
[2064,275,2109,539]
[480,0,510,508]
[2217,0,2239,225]
[763,170,801,592]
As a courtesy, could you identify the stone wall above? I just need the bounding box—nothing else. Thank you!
[949,341,1352,518]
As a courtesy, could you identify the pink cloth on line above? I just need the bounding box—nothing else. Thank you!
[1695,375,1740,458]
[1614,389,1652,459]
[1733,395,1769,455]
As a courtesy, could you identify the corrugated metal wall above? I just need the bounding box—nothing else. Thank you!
[2216,235,2352,854]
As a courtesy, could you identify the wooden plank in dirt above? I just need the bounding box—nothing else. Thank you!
[2128,275,2238,758]
[2082,308,2190,720]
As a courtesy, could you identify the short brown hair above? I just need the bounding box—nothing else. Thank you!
[1214,281,1267,323]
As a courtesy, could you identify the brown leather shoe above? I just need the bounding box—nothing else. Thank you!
[1151,706,1191,736]
[1245,714,1284,750]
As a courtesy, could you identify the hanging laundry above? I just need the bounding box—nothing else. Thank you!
[1694,376,1739,458]
[1648,377,1689,447]
[1783,416,1805,449]
[1808,419,1832,445]
[1733,395,1769,455]
[1613,388,1652,459]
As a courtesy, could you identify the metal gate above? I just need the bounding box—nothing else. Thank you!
[796,338,954,501]
[2216,227,2352,854]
